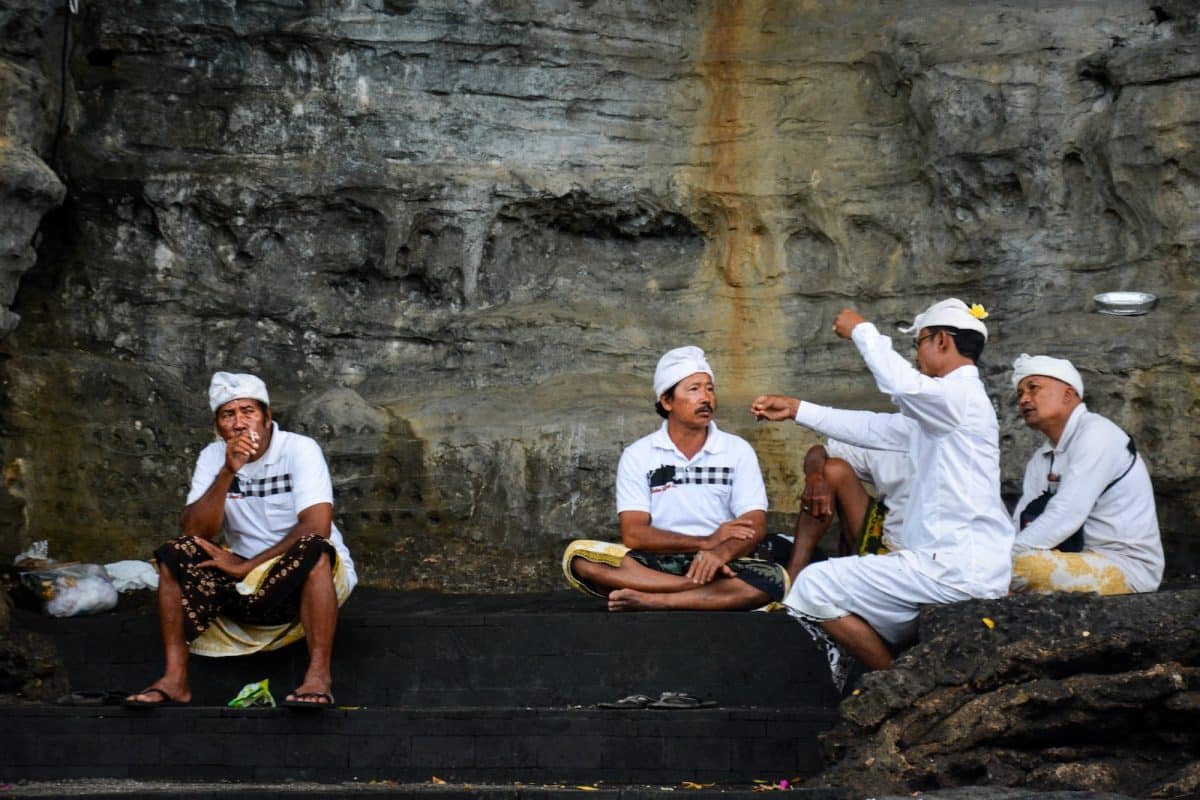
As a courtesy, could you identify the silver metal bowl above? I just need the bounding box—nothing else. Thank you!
[1094,291,1157,316]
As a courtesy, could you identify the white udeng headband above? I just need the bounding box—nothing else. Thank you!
[653,346,714,399]
[899,298,989,341]
[1011,354,1084,398]
[208,371,270,412]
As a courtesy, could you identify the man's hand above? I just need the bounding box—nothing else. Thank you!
[194,537,254,579]
[224,430,261,474]
[801,473,835,520]
[706,518,758,547]
[833,309,866,339]
[686,549,736,584]
[750,395,800,422]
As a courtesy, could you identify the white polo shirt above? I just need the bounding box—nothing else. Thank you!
[1013,403,1163,592]
[825,438,912,550]
[187,422,357,590]
[616,421,768,536]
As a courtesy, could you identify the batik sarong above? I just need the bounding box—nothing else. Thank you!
[154,534,353,657]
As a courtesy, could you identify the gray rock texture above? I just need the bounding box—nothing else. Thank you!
[0,0,67,337]
[0,0,1196,589]
[814,588,1200,798]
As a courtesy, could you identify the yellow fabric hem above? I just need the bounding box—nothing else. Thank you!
[561,539,629,598]
[189,552,353,658]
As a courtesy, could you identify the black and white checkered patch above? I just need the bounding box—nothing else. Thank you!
[234,473,293,498]
[676,466,733,485]
[647,465,732,488]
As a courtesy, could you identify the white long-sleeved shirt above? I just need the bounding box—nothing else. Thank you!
[1012,403,1163,592]
[792,322,1013,597]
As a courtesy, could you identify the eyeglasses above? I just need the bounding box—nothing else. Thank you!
[912,332,938,351]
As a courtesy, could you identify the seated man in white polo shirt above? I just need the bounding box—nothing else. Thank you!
[126,372,356,707]
[562,346,788,611]
[1010,354,1163,594]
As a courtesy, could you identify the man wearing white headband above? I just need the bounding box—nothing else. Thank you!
[750,299,1012,679]
[127,372,357,708]
[1010,354,1163,594]
[562,346,791,612]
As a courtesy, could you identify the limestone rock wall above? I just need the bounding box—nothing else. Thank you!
[0,1,66,337]
[0,1,1197,589]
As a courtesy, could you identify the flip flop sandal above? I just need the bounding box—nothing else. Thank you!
[597,693,655,709]
[648,691,716,709]
[123,687,185,708]
[58,690,129,706]
[283,691,335,710]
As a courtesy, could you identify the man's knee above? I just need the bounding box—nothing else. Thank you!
[571,555,612,579]
[821,457,857,489]
[304,550,334,584]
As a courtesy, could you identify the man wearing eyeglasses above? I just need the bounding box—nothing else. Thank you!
[750,299,1012,679]
[1009,354,1162,594]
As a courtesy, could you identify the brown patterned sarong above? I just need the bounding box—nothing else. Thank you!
[154,534,337,644]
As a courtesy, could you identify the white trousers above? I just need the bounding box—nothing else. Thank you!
[784,551,972,645]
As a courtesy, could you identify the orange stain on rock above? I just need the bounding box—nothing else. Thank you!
[687,0,788,389]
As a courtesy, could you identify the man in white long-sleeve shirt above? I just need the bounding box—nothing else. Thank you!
[751,299,1012,672]
[1009,354,1163,594]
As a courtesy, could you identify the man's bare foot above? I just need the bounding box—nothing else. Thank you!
[285,677,335,706]
[608,589,666,612]
[125,677,191,705]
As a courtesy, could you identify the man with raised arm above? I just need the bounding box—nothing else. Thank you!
[126,372,355,707]
[1009,353,1163,594]
[751,299,1012,674]
[562,346,789,611]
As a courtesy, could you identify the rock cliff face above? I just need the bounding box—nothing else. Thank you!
[814,588,1200,798]
[0,1,1197,589]
[0,0,66,336]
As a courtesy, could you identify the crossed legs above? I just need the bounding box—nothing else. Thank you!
[570,555,771,611]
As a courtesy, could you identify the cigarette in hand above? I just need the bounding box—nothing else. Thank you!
[249,431,260,444]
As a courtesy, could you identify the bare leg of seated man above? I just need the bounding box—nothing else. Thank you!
[126,561,194,705]
[820,614,893,671]
[572,555,771,611]
[786,456,874,580]
[607,581,769,611]
[287,552,338,705]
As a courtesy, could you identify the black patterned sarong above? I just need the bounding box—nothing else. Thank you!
[154,534,337,643]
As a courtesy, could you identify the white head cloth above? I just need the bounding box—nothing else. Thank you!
[653,346,715,399]
[1011,353,1084,398]
[899,298,989,341]
[208,371,270,412]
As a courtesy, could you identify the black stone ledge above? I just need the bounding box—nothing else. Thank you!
[0,781,851,800]
[13,589,842,710]
[0,706,835,786]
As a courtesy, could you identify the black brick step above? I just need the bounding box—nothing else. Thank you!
[16,589,841,710]
[2,781,848,799]
[0,705,835,785]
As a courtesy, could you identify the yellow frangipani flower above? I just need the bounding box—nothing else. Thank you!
[969,303,989,320]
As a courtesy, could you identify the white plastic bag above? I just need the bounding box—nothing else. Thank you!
[41,566,119,617]
[104,560,159,592]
